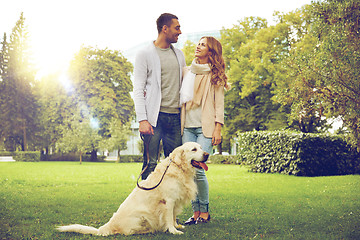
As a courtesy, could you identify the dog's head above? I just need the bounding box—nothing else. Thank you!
[170,142,209,171]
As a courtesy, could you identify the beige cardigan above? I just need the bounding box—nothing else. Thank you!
[181,67,224,138]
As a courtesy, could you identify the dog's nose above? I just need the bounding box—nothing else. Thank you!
[203,152,209,161]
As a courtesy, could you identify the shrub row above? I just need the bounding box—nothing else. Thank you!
[13,151,41,162]
[116,155,238,164]
[208,155,241,165]
[42,153,106,162]
[41,153,143,162]
[0,151,13,157]
[237,131,360,176]
[116,155,143,163]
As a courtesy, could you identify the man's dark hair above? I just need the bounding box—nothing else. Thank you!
[156,13,178,34]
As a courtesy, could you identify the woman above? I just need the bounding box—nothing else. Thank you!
[180,36,228,225]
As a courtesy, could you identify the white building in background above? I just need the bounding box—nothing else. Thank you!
[115,31,221,156]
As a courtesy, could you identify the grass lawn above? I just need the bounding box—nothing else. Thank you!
[0,161,359,240]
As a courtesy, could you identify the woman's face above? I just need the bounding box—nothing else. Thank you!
[195,38,210,63]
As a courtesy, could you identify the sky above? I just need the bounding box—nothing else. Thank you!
[1,0,313,77]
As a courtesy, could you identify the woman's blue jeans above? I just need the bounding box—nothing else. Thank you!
[182,127,212,213]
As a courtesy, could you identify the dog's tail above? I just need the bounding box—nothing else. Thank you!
[56,224,99,235]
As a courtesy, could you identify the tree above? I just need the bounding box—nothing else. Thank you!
[0,33,8,80]
[0,33,9,148]
[100,118,132,162]
[182,40,196,65]
[57,113,102,164]
[278,0,360,150]
[34,72,76,153]
[0,12,38,151]
[220,16,293,151]
[67,46,134,160]
[221,17,268,68]
[69,46,134,129]
[271,5,333,133]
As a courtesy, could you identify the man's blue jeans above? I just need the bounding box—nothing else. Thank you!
[141,112,182,180]
[182,127,212,213]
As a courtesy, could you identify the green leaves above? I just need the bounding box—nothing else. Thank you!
[182,40,196,66]
[0,12,37,151]
[277,0,360,149]
[237,130,360,176]
[69,46,134,128]
[221,16,290,136]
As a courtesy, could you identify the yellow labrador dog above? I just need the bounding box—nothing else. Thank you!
[57,142,209,236]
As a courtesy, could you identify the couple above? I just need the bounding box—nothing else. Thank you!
[133,13,228,226]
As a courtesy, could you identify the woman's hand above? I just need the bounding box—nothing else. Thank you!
[212,122,222,145]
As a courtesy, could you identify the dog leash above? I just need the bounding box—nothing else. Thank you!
[136,134,172,191]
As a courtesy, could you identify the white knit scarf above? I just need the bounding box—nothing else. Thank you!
[180,59,211,105]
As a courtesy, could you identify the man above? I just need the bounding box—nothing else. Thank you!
[133,13,186,180]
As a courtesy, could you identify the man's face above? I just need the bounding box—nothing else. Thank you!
[164,19,182,44]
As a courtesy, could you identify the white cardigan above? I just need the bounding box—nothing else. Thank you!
[133,42,186,127]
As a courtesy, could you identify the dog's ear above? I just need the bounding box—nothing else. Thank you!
[170,147,185,165]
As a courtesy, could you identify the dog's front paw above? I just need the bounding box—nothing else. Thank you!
[168,227,183,235]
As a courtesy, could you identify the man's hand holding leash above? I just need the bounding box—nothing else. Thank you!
[139,120,154,135]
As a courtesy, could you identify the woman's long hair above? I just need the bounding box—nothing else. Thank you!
[201,36,229,89]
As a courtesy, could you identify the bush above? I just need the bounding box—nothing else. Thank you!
[42,153,142,163]
[42,153,106,162]
[13,151,41,162]
[209,155,241,165]
[116,155,143,163]
[237,131,360,176]
[0,151,13,157]
[117,155,240,164]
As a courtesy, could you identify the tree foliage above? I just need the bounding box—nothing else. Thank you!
[182,40,196,65]
[57,111,102,164]
[272,5,333,134]
[34,72,76,153]
[0,17,135,156]
[58,46,135,159]
[0,12,38,151]
[100,118,132,162]
[2,2,359,155]
[221,17,291,144]
[68,46,134,137]
[276,0,360,150]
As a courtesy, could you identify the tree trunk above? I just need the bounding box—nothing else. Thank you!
[116,149,121,163]
[22,120,27,151]
[79,151,82,165]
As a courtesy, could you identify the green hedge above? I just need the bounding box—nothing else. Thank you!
[42,154,142,162]
[117,155,236,164]
[0,151,14,157]
[42,153,106,162]
[116,155,143,163]
[237,131,360,176]
[208,155,241,165]
[116,155,238,164]
[13,151,41,162]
